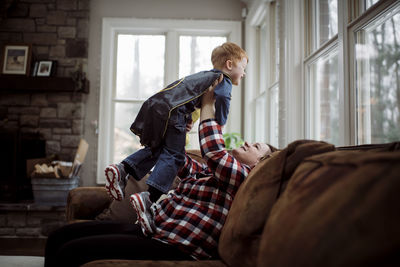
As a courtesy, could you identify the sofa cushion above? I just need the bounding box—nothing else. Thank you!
[81,259,227,267]
[67,187,112,221]
[218,140,334,267]
[95,174,149,223]
[257,149,400,267]
[95,150,204,223]
[336,141,400,152]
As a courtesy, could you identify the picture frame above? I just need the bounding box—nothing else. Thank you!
[36,60,56,77]
[2,44,31,75]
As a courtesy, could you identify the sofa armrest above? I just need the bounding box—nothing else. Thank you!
[66,187,112,223]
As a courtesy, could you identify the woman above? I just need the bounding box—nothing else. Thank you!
[44,76,272,267]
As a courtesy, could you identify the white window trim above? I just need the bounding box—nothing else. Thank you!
[304,0,344,146]
[347,0,399,145]
[280,0,304,146]
[245,0,268,142]
[304,0,398,146]
[338,0,351,146]
[97,18,241,184]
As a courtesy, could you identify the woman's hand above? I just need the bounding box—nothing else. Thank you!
[200,74,223,122]
[185,120,194,132]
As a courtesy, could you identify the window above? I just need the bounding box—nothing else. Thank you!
[179,36,227,78]
[365,0,380,10]
[305,0,339,144]
[98,18,241,183]
[245,0,279,147]
[267,2,279,147]
[304,0,399,145]
[245,0,399,149]
[255,21,268,143]
[353,2,400,143]
[179,35,227,148]
[314,0,338,49]
[306,46,339,144]
[113,35,165,164]
[269,84,279,145]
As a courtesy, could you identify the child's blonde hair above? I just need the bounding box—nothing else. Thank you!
[211,42,248,70]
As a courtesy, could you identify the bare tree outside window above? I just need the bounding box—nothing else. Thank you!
[114,35,165,162]
[356,4,400,144]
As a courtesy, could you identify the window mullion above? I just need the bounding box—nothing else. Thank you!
[165,31,179,85]
[338,0,351,146]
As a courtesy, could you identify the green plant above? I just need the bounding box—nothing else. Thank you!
[223,132,244,149]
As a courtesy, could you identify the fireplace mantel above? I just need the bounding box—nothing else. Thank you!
[0,76,89,94]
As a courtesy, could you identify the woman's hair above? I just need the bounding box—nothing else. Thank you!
[211,42,248,70]
[259,144,279,162]
[268,144,279,153]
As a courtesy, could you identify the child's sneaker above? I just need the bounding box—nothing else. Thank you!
[104,163,127,201]
[130,192,156,235]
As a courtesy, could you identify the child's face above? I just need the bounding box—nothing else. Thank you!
[227,57,247,86]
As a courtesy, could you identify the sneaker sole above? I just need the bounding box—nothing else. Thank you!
[104,165,124,201]
[130,194,154,235]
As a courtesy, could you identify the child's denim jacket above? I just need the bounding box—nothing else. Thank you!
[130,69,232,149]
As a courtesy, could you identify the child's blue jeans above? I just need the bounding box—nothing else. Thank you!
[122,109,188,193]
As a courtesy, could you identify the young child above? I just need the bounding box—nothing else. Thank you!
[105,42,248,232]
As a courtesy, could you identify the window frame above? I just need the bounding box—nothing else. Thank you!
[97,18,241,184]
[304,39,339,142]
[245,0,398,149]
[245,0,280,146]
[304,0,398,146]
[304,0,345,145]
[348,0,400,144]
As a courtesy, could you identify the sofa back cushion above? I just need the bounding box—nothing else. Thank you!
[218,140,334,267]
[257,150,400,267]
[336,141,400,152]
[95,174,148,223]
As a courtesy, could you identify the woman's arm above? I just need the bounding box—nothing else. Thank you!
[200,74,223,121]
[177,154,212,179]
[177,77,223,180]
[199,74,251,195]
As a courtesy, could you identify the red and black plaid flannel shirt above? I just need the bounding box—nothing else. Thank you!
[150,119,252,259]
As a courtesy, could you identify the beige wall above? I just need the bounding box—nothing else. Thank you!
[82,0,245,186]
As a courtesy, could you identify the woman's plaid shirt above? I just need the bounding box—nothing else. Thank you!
[151,119,252,259]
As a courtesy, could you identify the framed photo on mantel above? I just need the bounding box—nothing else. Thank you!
[1,44,31,75]
[34,60,57,77]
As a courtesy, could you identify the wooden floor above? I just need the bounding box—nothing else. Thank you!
[0,238,46,256]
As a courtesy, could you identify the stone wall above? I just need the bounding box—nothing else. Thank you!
[0,204,66,238]
[0,0,90,161]
[0,0,89,76]
[0,92,86,161]
[0,0,88,241]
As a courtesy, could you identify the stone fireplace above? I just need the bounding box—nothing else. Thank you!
[0,0,90,243]
[0,0,89,203]
[0,90,86,203]
[0,87,88,244]
[0,129,45,202]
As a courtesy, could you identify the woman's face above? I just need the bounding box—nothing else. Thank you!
[232,141,271,167]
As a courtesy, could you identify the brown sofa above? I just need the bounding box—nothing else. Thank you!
[65,142,400,267]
